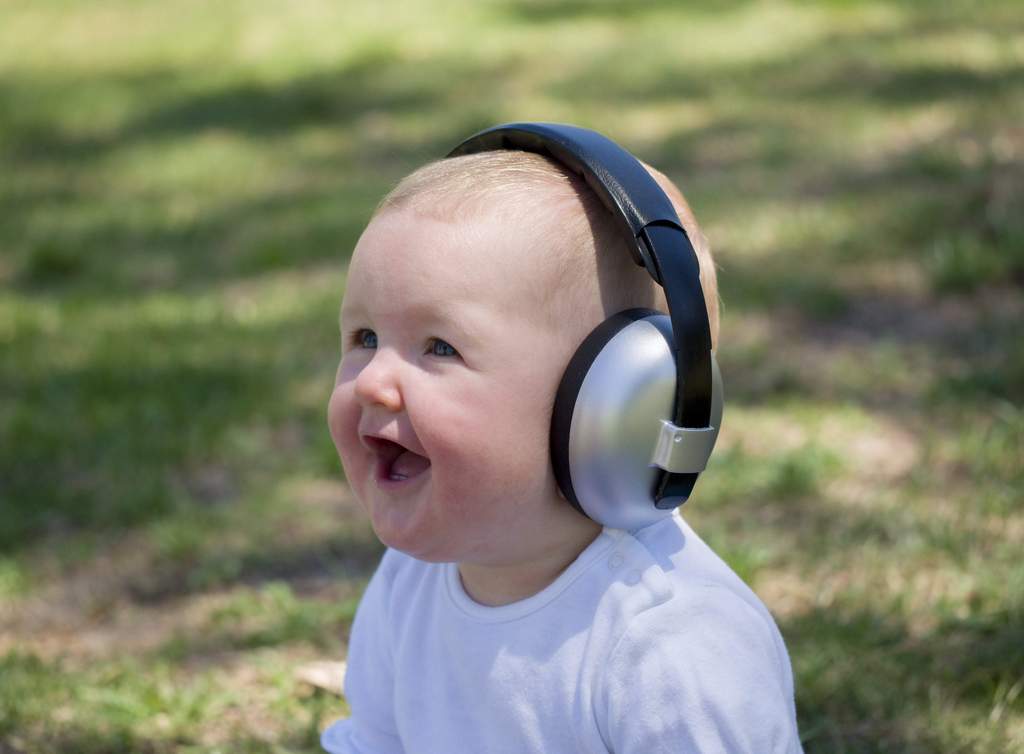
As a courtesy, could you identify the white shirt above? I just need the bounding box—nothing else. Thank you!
[322,512,802,754]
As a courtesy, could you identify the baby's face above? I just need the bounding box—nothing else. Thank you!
[327,208,596,565]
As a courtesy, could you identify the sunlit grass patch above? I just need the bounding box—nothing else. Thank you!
[158,582,360,662]
[0,558,28,600]
[0,648,336,753]
[138,476,379,599]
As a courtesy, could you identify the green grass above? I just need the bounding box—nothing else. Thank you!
[1,0,1022,751]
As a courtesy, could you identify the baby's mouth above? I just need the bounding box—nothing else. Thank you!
[368,437,431,483]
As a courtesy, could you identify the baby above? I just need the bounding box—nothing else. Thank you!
[323,124,802,753]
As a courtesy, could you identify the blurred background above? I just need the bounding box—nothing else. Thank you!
[1,0,1022,751]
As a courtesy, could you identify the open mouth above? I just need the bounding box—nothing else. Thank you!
[366,437,431,483]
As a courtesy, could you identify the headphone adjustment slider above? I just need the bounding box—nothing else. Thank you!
[650,420,717,474]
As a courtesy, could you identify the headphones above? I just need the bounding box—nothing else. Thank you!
[448,123,723,530]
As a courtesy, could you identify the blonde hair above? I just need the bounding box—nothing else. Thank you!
[373,150,720,349]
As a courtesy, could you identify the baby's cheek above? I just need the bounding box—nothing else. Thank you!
[326,388,346,442]
[426,403,501,463]
[326,388,361,467]
[431,408,547,498]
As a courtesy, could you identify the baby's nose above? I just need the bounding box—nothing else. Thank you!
[353,352,403,412]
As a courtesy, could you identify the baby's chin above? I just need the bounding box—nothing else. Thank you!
[362,491,453,561]
[372,527,460,564]
[366,500,499,566]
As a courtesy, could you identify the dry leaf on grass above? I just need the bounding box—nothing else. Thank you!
[295,660,347,696]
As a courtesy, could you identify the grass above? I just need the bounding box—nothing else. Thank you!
[1,0,1022,751]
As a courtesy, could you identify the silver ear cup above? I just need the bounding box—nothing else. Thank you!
[566,315,723,530]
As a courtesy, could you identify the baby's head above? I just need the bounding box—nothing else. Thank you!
[327,148,718,574]
[374,150,719,351]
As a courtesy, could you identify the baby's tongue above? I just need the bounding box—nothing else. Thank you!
[391,450,430,480]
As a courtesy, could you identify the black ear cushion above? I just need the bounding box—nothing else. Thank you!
[550,308,663,519]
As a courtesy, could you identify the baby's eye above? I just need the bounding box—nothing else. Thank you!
[354,329,377,349]
[427,338,459,358]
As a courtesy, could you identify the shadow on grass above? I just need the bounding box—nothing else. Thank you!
[788,603,1024,753]
[4,47,443,164]
[498,0,755,24]
[1,724,325,754]
[2,729,162,754]
[131,531,384,607]
[718,264,1024,410]
[0,289,344,554]
[11,181,377,293]
[1,361,265,550]
[2,45,507,174]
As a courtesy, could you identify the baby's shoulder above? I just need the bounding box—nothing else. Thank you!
[609,514,790,666]
[628,514,773,611]
[595,557,801,754]
[613,578,783,662]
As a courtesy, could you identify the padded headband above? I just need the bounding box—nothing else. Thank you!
[448,123,714,505]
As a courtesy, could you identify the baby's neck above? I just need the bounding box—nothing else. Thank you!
[457,518,602,607]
